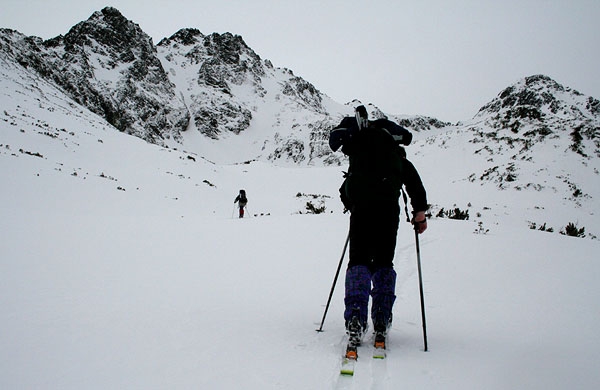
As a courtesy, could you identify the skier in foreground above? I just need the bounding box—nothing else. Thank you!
[234,189,248,218]
[329,106,428,361]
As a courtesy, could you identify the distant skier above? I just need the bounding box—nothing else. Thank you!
[329,105,428,350]
[234,189,248,218]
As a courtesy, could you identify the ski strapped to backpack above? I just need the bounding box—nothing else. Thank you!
[329,110,413,153]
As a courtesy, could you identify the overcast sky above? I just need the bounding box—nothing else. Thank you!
[2,0,599,122]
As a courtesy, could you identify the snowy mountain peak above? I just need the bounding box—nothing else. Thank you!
[472,74,599,161]
[0,6,190,145]
[63,7,150,49]
[477,75,599,133]
[409,74,599,235]
[157,29,267,140]
[155,24,337,161]
[158,28,205,46]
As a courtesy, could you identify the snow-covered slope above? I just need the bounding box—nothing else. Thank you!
[2,23,600,389]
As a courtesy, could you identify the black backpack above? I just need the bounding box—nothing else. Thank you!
[237,190,248,206]
[330,107,412,210]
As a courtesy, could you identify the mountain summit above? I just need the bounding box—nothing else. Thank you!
[0,7,190,144]
[477,74,597,178]
[476,74,599,158]
[411,74,599,235]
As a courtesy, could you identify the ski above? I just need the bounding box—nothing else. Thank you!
[372,332,386,359]
[340,344,357,376]
[340,327,362,376]
[340,312,365,376]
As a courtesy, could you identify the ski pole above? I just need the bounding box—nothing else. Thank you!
[316,230,350,332]
[402,188,428,351]
[414,225,428,352]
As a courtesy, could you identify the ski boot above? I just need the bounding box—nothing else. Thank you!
[373,311,392,352]
[345,309,367,359]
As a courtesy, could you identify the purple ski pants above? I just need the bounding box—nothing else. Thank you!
[344,265,397,327]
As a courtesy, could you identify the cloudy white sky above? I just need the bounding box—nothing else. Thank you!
[2,0,599,122]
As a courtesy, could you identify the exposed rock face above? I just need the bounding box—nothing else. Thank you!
[1,7,189,144]
[281,75,324,112]
[395,115,451,132]
[158,29,263,139]
[475,74,599,159]
[156,26,337,164]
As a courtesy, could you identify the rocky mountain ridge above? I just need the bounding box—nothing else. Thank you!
[0,8,189,144]
[0,7,447,164]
